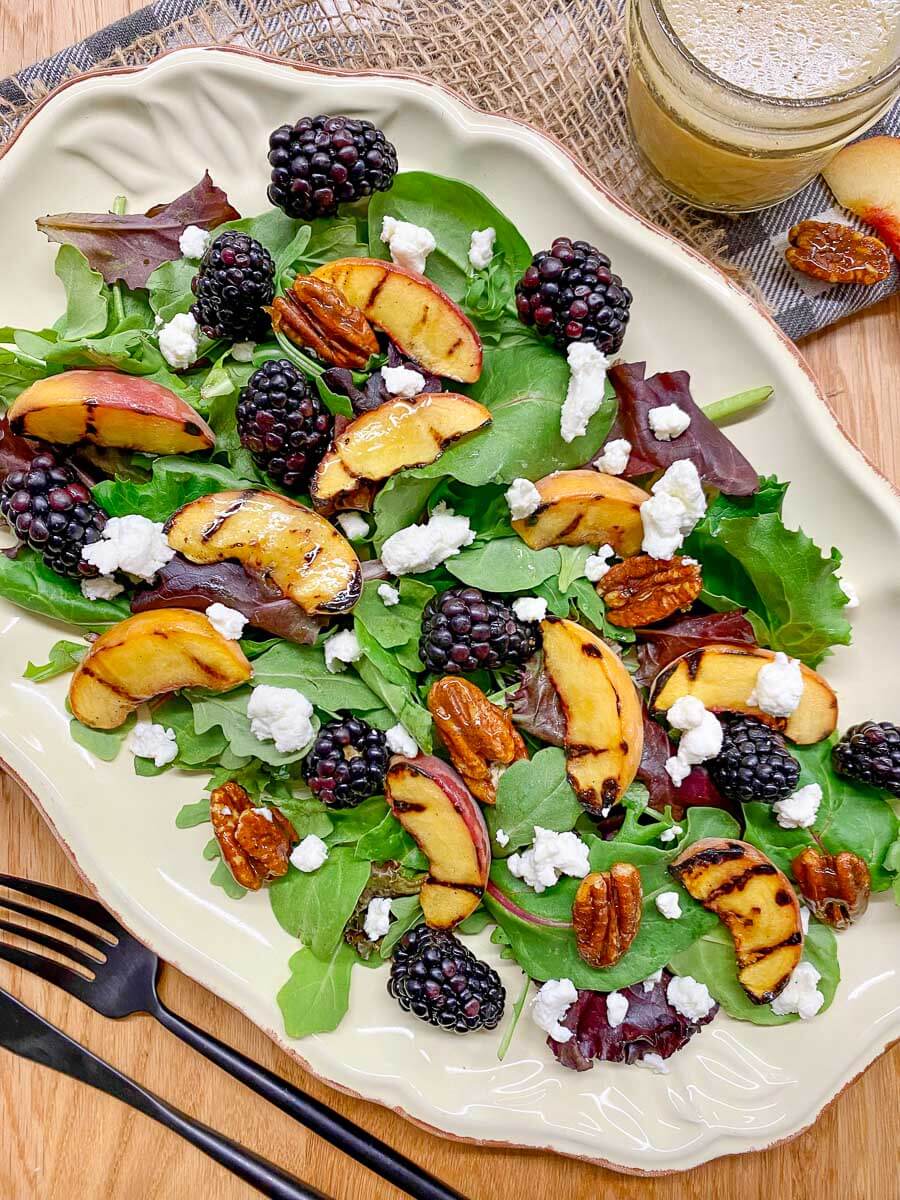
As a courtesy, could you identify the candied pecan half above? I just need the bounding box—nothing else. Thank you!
[597,554,702,628]
[572,864,643,969]
[785,221,891,287]
[792,846,870,929]
[210,781,297,891]
[427,676,528,804]
[269,274,379,369]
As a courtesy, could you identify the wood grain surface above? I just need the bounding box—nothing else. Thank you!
[0,3,898,1197]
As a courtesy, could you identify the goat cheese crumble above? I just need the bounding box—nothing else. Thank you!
[656,891,683,920]
[635,1052,670,1073]
[664,695,723,786]
[560,342,609,443]
[659,824,683,844]
[178,224,210,259]
[291,834,329,873]
[606,991,629,1029]
[363,897,393,941]
[204,603,247,641]
[81,515,175,582]
[468,226,496,270]
[594,438,631,475]
[380,503,474,575]
[584,544,615,582]
[335,511,370,541]
[385,723,418,757]
[667,974,716,1021]
[230,341,256,363]
[640,459,707,559]
[324,629,363,673]
[81,575,124,601]
[380,216,436,275]
[512,596,548,623]
[495,828,510,847]
[748,652,804,717]
[158,312,200,369]
[505,477,542,520]
[531,978,578,1042]
[641,968,664,993]
[247,685,315,754]
[648,403,691,441]
[770,960,824,1020]
[773,782,822,829]
[507,826,590,893]
[129,720,178,767]
[381,365,426,398]
[377,582,400,606]
[839,578,860,609]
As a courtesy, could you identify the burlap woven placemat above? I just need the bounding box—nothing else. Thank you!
[0,0,897,339]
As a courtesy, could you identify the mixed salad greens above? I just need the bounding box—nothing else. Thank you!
[0,126,897,1071]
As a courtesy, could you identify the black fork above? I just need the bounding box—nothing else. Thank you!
[0,873,466,1200]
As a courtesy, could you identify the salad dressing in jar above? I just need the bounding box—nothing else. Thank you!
[626,0,900,211]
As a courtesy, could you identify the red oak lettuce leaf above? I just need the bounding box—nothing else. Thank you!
[0,416,36,482]
[510,653,566,746]
[322,344,442,416]
[548,969,718,1071]
[634,609,757,687]
[36,172,240,289]
[132,556,322,645]
[603,361,759,496]
[638,706,731,819]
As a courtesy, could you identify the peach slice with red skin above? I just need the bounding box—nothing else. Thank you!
[313,258,482,383]
[69,608,252,730]
[310,392,491,514]
[386,755,491,929]
[822,135,900,257]
[9,370,215,454]
[512,469,649,555]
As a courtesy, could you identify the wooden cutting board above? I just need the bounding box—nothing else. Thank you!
[0,4,898,1197]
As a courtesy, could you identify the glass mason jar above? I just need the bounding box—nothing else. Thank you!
[626,0,900,212]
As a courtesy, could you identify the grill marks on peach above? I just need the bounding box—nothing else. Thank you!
[511,471,649,554]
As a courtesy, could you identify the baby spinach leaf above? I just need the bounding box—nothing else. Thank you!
[372,476,441,549]
[744,737,899,890]
[249,641,385,715]
[276,795,334,840]
[485,748,581,853]
[326,797,388,845]
[0,549,130,629]
[24,639,87,682]
[354,810,418,862]
[53,245,109,340]
[457,908,494,936]
[147,257,197,323]
[269,848,371,960]
[277,943,359,1038]
[446,538,561,592]
[175,799,211,829]
[367,171,532,305]
[69,716,133,763]
[669,921,839,1024]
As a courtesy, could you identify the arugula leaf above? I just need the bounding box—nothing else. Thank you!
[69,716,132,763]
[379,895,424,958]
[353,624,433,751]
[0,548,130,629]
[24,639,86,682]
[249,642,384,715]
[685,478,851,666]
[189,687,315,766]
[53,246,109,340]
[209,858,248,900]
[277,943,359,1038]
[743,737,899,890]
[326,796,390,845]
[372,476,440,549]
[0,347,47,410]
[175,799,211,829]
[269,848,370,960]
[884,836,900,905]
[276,795,334,840]
[485,748,581,853]
[354,810,418,862]
[669,920,839,1024]
[93,455,254,521]
[446,538,561,592]
[352,578,434,650]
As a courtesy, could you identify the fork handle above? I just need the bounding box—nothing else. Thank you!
[154,998,467,1200]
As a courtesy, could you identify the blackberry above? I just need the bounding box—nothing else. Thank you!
[191,231,275,341]
[706,713,800,805]
[0,452,106,579]
[833,721,900,797]
[515,236,632,353]
[419,586,537,674]
[237,359,333,490]
[267,115,398,220]
[388,925,505,1033]
[303,715,389,808]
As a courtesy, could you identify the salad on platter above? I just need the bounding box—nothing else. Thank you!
[1,113,897,1072]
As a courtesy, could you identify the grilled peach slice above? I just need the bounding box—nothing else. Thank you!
[823,135,900,256]
[386,755,490,929]
[313,258,482,383]
[165,490,361,616]
[540,617,643,815]
[649,644,837,744]
[9,370,215,454]
[310,392,491,514]
[670,838,803,1004]
[512,470,649,555]
[69,609,251,730]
